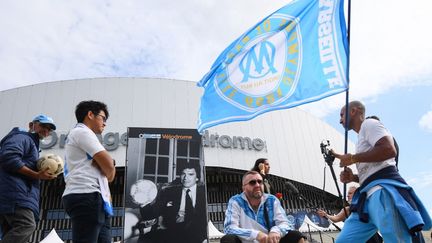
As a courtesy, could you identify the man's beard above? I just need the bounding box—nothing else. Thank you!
[251,190,263,199]
[30,132,43,140]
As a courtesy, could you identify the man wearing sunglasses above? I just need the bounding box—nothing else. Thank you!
[0,114,57,243]
[62,100,116,243]
[222,171,306,243]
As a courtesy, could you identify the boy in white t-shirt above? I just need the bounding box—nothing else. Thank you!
[62,100,116,243]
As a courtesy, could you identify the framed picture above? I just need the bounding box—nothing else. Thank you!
[124,128,208,243]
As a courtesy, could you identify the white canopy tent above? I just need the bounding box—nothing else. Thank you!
[299,215,344,232]
[208,220,225,239]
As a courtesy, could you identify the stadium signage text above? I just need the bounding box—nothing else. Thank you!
[41,131,128,151]
[41,131,266,152]
[202,130,266,151]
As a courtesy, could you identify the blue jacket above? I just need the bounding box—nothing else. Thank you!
[0,127,41,219]
[351,177,432,233]
[224,193,292,242]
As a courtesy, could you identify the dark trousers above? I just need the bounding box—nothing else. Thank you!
[220,234,242,243]
[0,207,36,243]
[138,227,205,243]
[221,231,306,243]
[63,192,111,243]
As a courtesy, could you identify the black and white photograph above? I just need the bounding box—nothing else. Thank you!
[124,127,208,243]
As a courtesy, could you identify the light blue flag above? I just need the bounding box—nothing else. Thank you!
[197,0,348,133]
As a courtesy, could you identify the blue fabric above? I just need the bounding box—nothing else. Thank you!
[0,128,41,220]
[224,192,292,241]
[197,0,348,133]
[231,193,277,230]
[337,189,413,243]
[350,165,406,223]
[102,197,114,216]
[32,114,56,130]
[352,179,432,232]
[340,178,432,242]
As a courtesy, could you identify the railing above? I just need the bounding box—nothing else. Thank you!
[302,221,337,243]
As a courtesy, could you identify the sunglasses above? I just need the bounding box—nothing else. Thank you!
[246,179,263,186]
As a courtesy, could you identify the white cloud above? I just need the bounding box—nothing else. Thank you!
[406,170,432,216]
[349,0,432,93]
[419,110,432,133]
[1,0,432,122]
[286,0,432,119]
[1,0,432,94]
[0,0,291,91]
[406,171,432,189]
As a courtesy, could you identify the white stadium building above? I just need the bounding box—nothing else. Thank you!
[0,78,353,242]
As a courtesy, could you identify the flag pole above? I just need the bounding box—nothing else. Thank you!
[343,0,352,206]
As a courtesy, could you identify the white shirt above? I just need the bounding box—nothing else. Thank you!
[62,123,106,196]
[356,119,396,184]
[178,184,197,215]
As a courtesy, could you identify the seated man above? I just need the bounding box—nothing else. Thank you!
[139,161,207,243]
[221,171,307,243]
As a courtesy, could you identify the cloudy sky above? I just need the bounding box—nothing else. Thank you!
[1,0,431,214]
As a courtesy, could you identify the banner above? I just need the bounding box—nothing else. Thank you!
[124,128,208,243]
[287,211,332,231]
[198,0,348,133]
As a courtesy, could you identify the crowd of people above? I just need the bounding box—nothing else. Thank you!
[1,100,431,243]
[0,100,116,243]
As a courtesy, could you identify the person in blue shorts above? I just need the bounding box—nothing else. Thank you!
[332,100,431,242]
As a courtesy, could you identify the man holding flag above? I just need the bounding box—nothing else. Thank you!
[332,101,431,242]
[197,1,349,240]
[197,0,431,241]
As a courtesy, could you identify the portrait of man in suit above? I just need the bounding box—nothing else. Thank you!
[138,160,208,243]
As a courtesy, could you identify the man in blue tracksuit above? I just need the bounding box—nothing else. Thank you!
[332,101,431,242]
[0,115,57,243]
[221,171,306,243]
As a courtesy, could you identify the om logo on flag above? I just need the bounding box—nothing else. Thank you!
[197,0,348,133]
[215,16,301,112]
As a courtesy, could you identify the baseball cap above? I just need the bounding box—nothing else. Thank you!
[33,114,56,130]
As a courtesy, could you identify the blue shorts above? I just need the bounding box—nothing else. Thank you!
[336,188,412,243]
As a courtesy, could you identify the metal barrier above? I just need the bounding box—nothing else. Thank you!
[303,221,337,243]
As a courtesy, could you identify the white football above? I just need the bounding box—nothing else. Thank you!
[37,154,64,176]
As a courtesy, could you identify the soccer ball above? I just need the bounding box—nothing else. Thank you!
[37,154,64,176]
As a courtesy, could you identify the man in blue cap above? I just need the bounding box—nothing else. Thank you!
[0,114,57,243]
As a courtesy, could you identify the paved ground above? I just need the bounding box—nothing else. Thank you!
[422,230,432,243]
